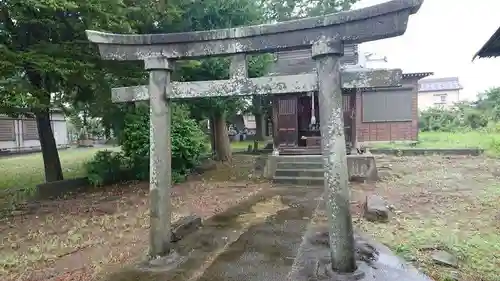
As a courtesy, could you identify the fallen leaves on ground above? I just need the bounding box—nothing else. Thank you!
[0,155,268,281]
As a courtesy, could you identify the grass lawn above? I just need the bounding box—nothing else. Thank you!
[0,140,259,195]
[0,147,119,194]
[353,156,500,281]
[230,140,270,151]
[371,131,500,153]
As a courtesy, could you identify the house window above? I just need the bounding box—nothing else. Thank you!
[23,119,39,140]
[362,89,413,122]
[434,94,447,105]
[440,94,447,103]
[0,119,15,141]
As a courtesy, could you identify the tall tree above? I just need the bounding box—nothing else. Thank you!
[246,54,273,142]
[476,87,500,121]
[0,0,145,182]
[262,0,356,21]
[168,0,267,161]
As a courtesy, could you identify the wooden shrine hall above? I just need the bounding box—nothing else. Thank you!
[268,47,431,155]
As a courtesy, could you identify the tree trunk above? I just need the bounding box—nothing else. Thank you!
[35,110,64,182]
[252,96,264,141]
[213,113,232,162]
[104,126,111,140]
[254,113,266,141]
[83,109,88,127]
[209,117,216,156]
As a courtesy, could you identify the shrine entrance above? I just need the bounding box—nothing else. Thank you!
[86,1,426,278]
[274,92,356,153]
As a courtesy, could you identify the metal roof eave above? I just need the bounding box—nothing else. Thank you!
[473,26,500,61]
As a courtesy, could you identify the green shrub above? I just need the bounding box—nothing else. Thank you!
[86,103,207,185]
[85,150,128,186]
[419,107,488,132]
[121,105,150,180]
[488,136,500,156]
[170,105,208,175]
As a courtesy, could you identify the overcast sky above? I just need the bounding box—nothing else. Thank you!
[352,0,500,101]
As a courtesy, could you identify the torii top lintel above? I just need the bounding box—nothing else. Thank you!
[86,0,423,60]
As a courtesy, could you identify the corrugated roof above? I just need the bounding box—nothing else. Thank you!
[473,26,500,60]
[418,77,463,92]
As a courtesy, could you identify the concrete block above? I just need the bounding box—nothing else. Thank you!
[346,155,379,183]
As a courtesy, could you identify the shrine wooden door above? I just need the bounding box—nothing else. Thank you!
[342,94,355,147]
[277,96,298,147]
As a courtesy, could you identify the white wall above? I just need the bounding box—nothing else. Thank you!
[243,115,256,130]
[418,90,461,111]
[0,112,69,152]
[50,112,68,147]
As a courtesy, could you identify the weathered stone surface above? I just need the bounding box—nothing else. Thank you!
[363,195,389,223]
[147,60,174,257]
[137,250,186,272]
[111,74,317,102]
[111,69,402,102]
[347,155,379,183]
[268,155,388,185]
[269,47,359,75]
[289,224,433,281]
[341,67,402,89]
[86,0,423,60]
[170,215,202,243]
[314,39,357,272]
[432,250,458,268]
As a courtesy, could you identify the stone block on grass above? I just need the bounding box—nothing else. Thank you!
[363,195,389,223]
[347,155,379,183]
[171,215,202,243]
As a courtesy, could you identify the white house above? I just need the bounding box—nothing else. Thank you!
[0,109,69,153]
[417,77,463,110]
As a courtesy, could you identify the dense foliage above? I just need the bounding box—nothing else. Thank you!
[85,104,207,186]
[419,87,500,133]
[85,150,127,186]
[1,0,361,184]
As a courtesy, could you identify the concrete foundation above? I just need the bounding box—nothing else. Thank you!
[269,154,379,185]
[288,224,434,281]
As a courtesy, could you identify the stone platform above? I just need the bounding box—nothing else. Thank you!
[288,224,434,281]
[266,154,379,185]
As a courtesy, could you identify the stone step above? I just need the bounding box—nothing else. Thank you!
[274,156,322,163]
[275,169,324,178]
[280,149,321,155]
[276,162,324,170]
[273,176,324,186]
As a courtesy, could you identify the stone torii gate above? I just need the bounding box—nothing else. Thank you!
[86,0,425,277]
